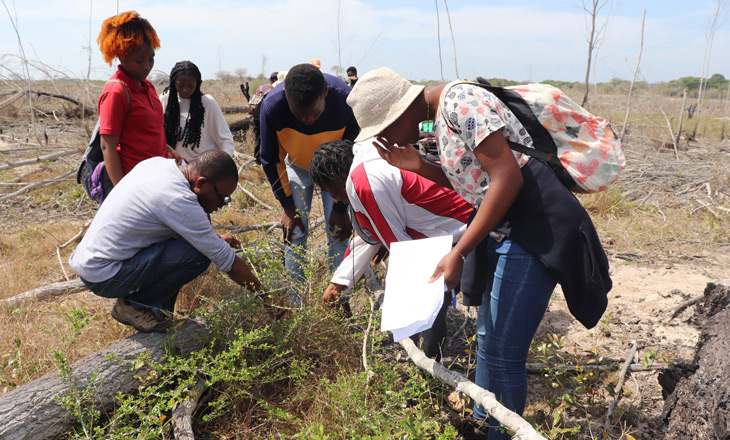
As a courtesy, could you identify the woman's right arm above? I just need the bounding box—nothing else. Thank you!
[100,134,124,185]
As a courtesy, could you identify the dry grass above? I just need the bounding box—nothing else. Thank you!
[0,79,729,438]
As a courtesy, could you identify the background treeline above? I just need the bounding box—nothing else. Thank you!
[483,74,730,99]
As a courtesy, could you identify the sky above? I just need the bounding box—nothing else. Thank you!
[0,0,728,84]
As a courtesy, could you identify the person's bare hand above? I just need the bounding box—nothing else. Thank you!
[281,205,305,243]
[322,283,345,307]
[328,210,352,241]
[427,250,464,291]
[167,145,185,165]
[372,136,424,173]
[219,233,241,248]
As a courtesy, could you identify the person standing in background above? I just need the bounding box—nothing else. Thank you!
[160,61,236,162]
[96,11,168,193]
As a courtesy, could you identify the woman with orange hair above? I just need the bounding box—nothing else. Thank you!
[95,11,169,194]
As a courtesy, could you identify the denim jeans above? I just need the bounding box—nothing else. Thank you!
[472,238,556,439]
[285,160,348,303]
[80,239,210,312]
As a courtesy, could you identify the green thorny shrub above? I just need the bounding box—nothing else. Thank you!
[55,239,461,439]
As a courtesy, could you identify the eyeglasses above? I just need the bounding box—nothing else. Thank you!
[210,181,232,208]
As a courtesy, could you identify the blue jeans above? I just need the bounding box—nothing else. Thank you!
[80,239,210,312]
[285,161,348,303]
[472,238,556,439]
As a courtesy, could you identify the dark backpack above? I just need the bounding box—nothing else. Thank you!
[248,84,273,118]
[75,80,129,204]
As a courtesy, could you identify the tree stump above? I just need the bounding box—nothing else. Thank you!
[659,282,730,439]
[0,319,209,440]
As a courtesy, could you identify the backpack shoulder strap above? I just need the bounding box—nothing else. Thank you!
[107,79,131,111]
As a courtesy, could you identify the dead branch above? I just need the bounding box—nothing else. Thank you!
[399,337,547,440]
[237,183,274,210]
[1,279,85,310]
[668,295,704,320]
[220,105,249,114]
[215,222,281,234]
[172,379,208,440]
[606,340,638,423]
[362,293,376,376]
[620,9,645,143]
[526,362,663,374]
[26,89,82,106]
[659,108,679,160]
[0,149,76,171]
[0,169,74,202]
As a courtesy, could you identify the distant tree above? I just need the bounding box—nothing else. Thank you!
[693,0,728,137]
[581,0,612,107]
[215,70,235,82]
[234,67,249,81]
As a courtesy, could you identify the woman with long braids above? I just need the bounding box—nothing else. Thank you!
[160,61,235,162]
[96,11,167,191]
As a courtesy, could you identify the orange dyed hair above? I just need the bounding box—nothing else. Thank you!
[97,11,160,66]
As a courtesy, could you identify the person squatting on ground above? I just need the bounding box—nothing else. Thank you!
[310,139,474,360]
[96,11,168,194]
[69,151,269,333]
[160,61,236,162]
[347,67,610,439]
[259,63,360,302]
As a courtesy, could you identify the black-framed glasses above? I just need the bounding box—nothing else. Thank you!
[211,181,232,208]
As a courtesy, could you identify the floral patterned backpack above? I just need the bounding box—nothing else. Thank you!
[471,80,625,193]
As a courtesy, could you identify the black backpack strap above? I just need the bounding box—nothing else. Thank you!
[467,82,577,189]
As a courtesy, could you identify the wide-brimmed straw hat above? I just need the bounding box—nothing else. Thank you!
[347,67,424,142]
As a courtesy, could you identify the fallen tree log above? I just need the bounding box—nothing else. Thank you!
[0,319,209,440]
[399,338,547,440]
[220,105,248,114]
[1,279,85,310]
[659,282,730,439]
[228,117,253,133]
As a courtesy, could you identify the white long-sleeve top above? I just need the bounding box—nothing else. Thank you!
[159,92,236,161]
[330,140,473,289]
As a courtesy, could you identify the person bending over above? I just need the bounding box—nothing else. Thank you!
[70,151,270,333]
[259,63,360,303]
[160,60,236,162]
[347,67,610,438]
[310,139,473,360]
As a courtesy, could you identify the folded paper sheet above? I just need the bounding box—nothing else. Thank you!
[380,235,452,341]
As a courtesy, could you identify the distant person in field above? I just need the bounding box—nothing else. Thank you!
[247,71,279,163]
[259,63,360,302]
[159,61,235,162]
[69,151,273,333]
[346,66,358,87]
[96,11,168,196]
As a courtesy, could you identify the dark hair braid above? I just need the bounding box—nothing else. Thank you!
[164,61,205,151]
[310,140,354,191]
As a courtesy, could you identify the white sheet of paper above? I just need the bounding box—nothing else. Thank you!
[380,235,452,341]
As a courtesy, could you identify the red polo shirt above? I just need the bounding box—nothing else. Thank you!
[98,66,167,175]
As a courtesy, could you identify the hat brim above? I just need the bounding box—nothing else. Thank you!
[354,84,424,142]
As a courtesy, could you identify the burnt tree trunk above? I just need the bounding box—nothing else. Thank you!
[0,319,209,440]
[659,282,730,439]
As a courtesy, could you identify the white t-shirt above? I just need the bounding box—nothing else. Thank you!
[159,92,236,161]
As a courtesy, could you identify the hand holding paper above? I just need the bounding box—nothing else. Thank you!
[380,235,452,342]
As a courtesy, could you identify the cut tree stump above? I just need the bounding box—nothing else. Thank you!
[0,319,209,440]
[659,282,730,439]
